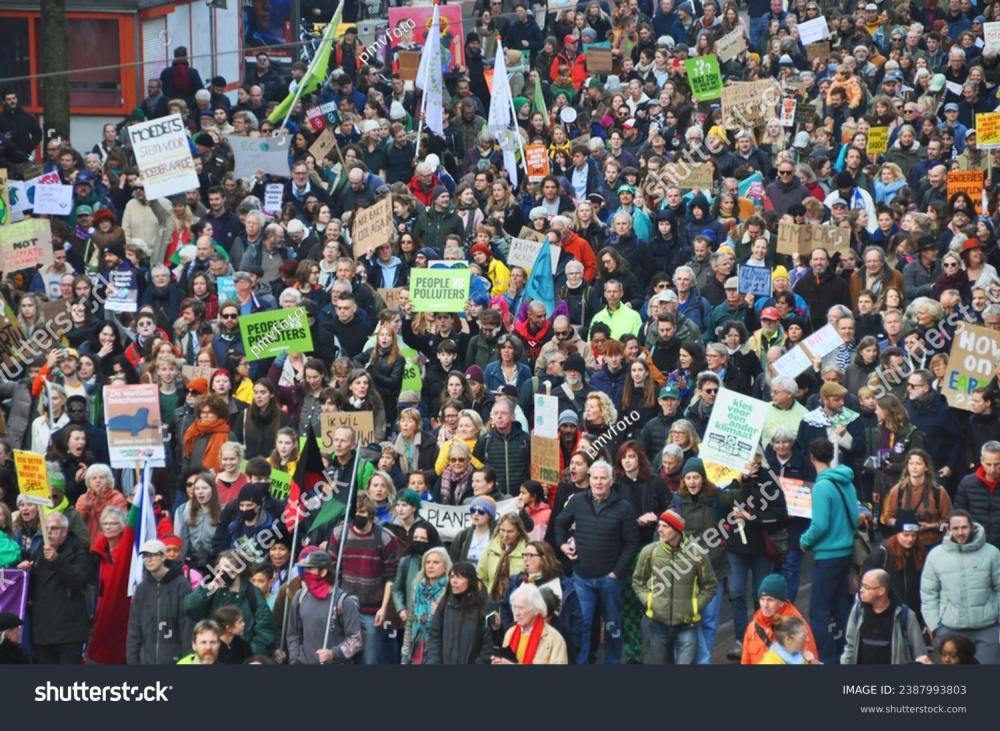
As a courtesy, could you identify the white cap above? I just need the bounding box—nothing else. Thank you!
[140,539,166,555]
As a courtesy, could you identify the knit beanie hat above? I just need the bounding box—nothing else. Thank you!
[238,482,266,505]
[396,489,423,512]
[758,573,789,602]
[469,496,497,519]
[681,457,705,479]
[658,509,686,533]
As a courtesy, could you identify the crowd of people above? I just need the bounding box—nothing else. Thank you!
[1,0,1000,666]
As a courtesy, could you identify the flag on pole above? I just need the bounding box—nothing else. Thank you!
[532,73,548,122]
[88,461,155,663]
[488,38,519,188]
[415,2,445,136]
[267,1,344,124]
[283,426,327,532]
[523,240,556,317]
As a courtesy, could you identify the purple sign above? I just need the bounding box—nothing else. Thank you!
[0,568,29,621]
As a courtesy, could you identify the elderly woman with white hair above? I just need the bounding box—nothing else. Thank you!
[74,464,128,544]
[492,582,568,664]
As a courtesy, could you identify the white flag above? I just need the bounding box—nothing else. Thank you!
[127,461,158,597]
[488,41,518,187]
[415,4,445,136]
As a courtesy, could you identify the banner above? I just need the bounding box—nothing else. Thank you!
[103,384,166,467]
[533,394,559,438]
[0,218,53,271]
[737,265,771,296]
[32,183,73,216]
[947,170,984,214]
[409,267,471,312]
[421,497,518,541]
[127,114,199,199]
[716,29,747,63]
[942,323,1000,409]
[530,434,561,484]
[976,112,1000,148]
[228,134,293,178]
[507,237,561,271]
[525,144,550,183]
[13,449,52,506]
[0,569,29,624]
[721,80,779,129]
[239,306,314,361]
[699,389,768,471]
[780,477,813,519]
[866,126,889,156]
[320,411,376,450]
[683,55,722,102]
[351,195,393,257]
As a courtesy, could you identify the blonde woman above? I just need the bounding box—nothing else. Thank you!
[874,162,907,204]
[583,391,618,443]
[393,407,438,473]
[434,409,485,475]
[30,382,69,454]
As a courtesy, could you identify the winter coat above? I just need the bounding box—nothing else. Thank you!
[841,597,928,664]
[286,586,363,664]
[864,542,925,622]
[500,621,568,664]
[799,465,859,561]
[590,364,628,405]
[183,581,276,655]
[27,533,95,645]
[904,394,963,477]
[920,523,1000,631]
[553,488,640,580]
[126,563,194,664]
[477,536,527,596]
[632,537,717,627]
[413,205,466,249]
[176,502,219,569]
[955,469,1000,549]
[472,423,531,496]
[741,601,818,664]
[793,268,852,331]
[426,591,494,664]
[616,474,670,546]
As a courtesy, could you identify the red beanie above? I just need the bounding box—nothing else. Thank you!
[659,510,686,534]
[470,242,491,259]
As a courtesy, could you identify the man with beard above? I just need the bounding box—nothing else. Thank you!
[203,185,241,256]
[466,308,502,369]
[650,313,681,374]
[683,372,720,438]
[794,248,851,332]
[639,384,682,459]
[557,354,592,415]
[286,549,363,664]
[177,620,221,664]
[536,315,596,374]
[513,301,554,369]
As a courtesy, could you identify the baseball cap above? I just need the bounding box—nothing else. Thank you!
[864,3,877,10]
[724,276,739,290]
[564,34,577,44]
[760,307,781,321]
[659,384,680,400]
[140,540,166,555]
[944,103,959,112]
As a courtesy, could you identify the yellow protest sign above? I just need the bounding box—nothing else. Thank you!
[866,127,889,155]
[976,112,1000,148]
[14,449,52,506]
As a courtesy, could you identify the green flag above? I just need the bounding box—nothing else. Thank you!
[532,74,548,121]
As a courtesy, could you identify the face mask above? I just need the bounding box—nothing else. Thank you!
[240,508,258,523]
[352,514,370,531]
[410,540,430,555]
[302,571,331,599]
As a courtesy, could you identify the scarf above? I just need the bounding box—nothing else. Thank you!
[438,463,473,505]
[173,61,191,95]
[303,572,332,599]
[506,615,546,664]
[410,576,448,646]
[770,641,806,665]
[182,416,231,470]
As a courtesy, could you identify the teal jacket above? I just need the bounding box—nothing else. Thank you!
[800,465,858,560]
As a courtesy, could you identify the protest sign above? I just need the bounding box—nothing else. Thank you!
[779,97,796,127]
[305,106,327,133]
[263,184,284,215]
[0,169,8,225]
[127,114,199,199]
[0,321,27,372]
[986,22,1000,53]
[409,267,471,312]
[663,161,714,190]
[798,17,830,44]
[775,221,850,256]
[772,344,814,379]
[401,343,422,394]
[942,323,1000,409]
[320,411,376,450]
[867,126,889,155]
[704,460,742,487]
[525,144,550,183]
[700,389,768,471]
[716,29,747,63]
[803,324,843,360]
[181,364,216,382]
[239,306,313,361]
[228,134,293,178]
[780,477,813,519]
[378,287,405,311]
[351,196,394,257]
[269,469,292,500]
[533,394,560,439]
[805,41,831,61]
[976,112,1000,148]
[948,170,984,214]
[517,226,545,242]
[683,55,722,102]
[737,265,771,296]
[13,450,51,506]
[0,568,29,624]
[530,434,561,484]
[421,497,518,541]
[507,237,561,271]
[41,300,73,339]
[103,384,165,467]
[216,275,236,302]
[397,51,421,81]
[587,47,614,74]
[309,127,337,163]
[32,183,73,216]
[104,269,139,312]
[0,217,53,271]
[721,80,779,129]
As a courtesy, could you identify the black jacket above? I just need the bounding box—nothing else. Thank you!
[554,487,640,579]
[0,105,42,161]
[472,423,531,496]
[955,471,1000,549]
[126,562,194,664]
[28,533,94,645]
[794,268,852,331]
[426,591,493,664]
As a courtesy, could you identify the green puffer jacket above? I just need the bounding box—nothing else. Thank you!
[672,486,739,579]
[920,523,1000,632]
[631,537,717,627]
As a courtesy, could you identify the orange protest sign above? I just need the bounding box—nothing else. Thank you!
[525,144,550,183]
[947,170,984,213]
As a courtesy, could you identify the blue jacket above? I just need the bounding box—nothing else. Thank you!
[483,360,532,392]
[800,465,858,560]
[590,363,627,405]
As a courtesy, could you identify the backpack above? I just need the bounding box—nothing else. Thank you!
[851,601,913,659]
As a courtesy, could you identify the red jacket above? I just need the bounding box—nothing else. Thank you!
[560,231,598,282]
[408,173,441,207]
[550,52,588,91]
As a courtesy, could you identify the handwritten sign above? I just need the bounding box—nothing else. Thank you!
[798,17,831,45]
[985,22,1000,53]
[942,323,1000,410]
[127,113,199,199]
[517,226,545,243]
[775,221,850,256]
[587,47,614,74]
[309,127,337,163]
[506,237,561,271]
[717,29,747,63]
[397,51,421,82]
[867,126,889,155]
[378,287,405,311]
[0,218,53,271]
[32,183,73,216]
[13,450,51,506]
[530,434,561,484]
[263,184,284,215]
[351,195,393,258]
[737,265,771,296]
[421,497,519,540]
[975,112,1000,148]
[721,79,780,130]
[805,41,831,61]
[948,170,984,214]
[320,411,376,449]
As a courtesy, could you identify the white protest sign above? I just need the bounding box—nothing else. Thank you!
[985,22,1000,53]
[421,497,519,540]
[798,17,831,45]
[264,184,284,214]
[802,324,842,359]
[506,237,560,271]
[533,393,559,438]
[32,183,73,216]
[228,134,293,179]
[127,114,199,199]
[772,344,813,379]
[699,389,768,471]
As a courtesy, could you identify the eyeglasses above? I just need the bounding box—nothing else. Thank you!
[906,382,924,388]
[449,457,468,463]
[702,388,718,394]
[859,584,881,591]
[469,507,490,516]
[778,170,793,176]
[943,261,959,268]
[522,552,540,559]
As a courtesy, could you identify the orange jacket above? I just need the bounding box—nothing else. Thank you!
[740,601,818,665]
[549,52,588,91]
[560,231,598,282]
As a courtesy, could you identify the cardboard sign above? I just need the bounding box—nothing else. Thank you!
[263,184,284,215]
[700,389,769,471]
[798,17,831,45]
[716,29,747,63]
[127,113,199,199]
[533,394,560,439]
[421,497,518,540]
[41,300,73,339]
[975,112,1000,148]
[684,54,723,102]
[13,450,52,506]
[661,161,713,190]
[309,127,337,163]
[0,217,53,271]
[805,41,831,62]
[0,169,9,226]
[779,97,796,127]
[0,321,27,372]
[320,411,376,449]
[530,434,561,484]
[942,323,1000,410]
[409,267,471,312]
[517,226,545,242]
[780,477,813,519]
[721,79,779,130]
[525,144,550,183]
[398,50,421,82]
[181,364,217,382]
[228,133,293,178]
[239,306,314,361]
[378,287,405,311]
[775,221,850,256]
[737,265,771,296]
[947,170,984,214]
[351,195,394,258]
[867,126,889,156]
[103,384,166,468]
[506,237,561,271]
[32,183,73,216]
[587,47,614,74]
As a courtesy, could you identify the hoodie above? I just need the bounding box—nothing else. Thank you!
[799,464,858,560]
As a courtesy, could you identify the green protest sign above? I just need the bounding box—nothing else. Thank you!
[239,306,314,361]
[269,469,292,500]
[683,54,722,102]
[409,268,471,313]
[401,344,423,393]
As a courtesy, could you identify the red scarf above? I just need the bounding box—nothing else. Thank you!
[303,572,332,599]
[976,466,999,494]
[506,615,545,664]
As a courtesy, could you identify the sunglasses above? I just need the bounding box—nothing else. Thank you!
[220,313,238,319]
[469,507,490,516]
[702,388,718,394]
